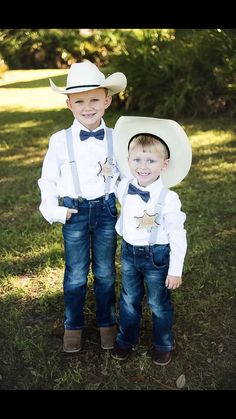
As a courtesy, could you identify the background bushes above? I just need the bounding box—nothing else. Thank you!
[1,28,236,118]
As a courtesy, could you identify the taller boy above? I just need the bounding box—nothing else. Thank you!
[38,60,127,353]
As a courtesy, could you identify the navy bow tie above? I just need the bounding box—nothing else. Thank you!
[128,183,150,203]
[80,128,105,141]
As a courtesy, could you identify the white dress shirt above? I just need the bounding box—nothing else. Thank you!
[116,177,187,276]
[38,118,119,225]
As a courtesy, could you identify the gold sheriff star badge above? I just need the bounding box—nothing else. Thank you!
[135,210,159,232]
[97,158,114,181]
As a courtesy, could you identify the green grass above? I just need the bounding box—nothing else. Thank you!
[0,70,235,390]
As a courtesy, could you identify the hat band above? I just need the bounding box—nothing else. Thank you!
[66,84,100,91]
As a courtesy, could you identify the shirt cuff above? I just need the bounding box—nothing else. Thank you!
[168,263,183,277]
[52,206,68,224]
[40,204,68,224]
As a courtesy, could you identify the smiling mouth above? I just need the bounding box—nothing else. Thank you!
[82,113,96,118]
[137,172,150,176]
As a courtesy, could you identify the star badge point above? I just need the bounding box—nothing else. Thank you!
[97,158,114,182]
[135,210,159,232]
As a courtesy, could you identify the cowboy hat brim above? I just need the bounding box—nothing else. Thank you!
[113,116,192,188]
[49,72,127,96]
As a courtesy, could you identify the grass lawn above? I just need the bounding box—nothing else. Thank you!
[0,70,235,390]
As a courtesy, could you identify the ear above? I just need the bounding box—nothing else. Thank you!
[66,97,72,110]
[161,159,170,172]
[104,95,112,109]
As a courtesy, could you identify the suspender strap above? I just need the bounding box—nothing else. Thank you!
[65,128,83,199]
[66,127,113,200]
[104,127,113,200]
[149,187,168,245]
[118,179,132,236]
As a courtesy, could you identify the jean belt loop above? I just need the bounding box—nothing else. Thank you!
[72,198,77,209]
[76,198,82,209]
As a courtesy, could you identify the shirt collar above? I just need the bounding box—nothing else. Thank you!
[72,118,105,134]
[132,176,164,194]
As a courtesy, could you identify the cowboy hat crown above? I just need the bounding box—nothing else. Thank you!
[49,59,127,96]
[113,116,192,188]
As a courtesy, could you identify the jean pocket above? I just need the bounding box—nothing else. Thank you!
[105,200,117,218]
[62,198,79,224]
[151,244,170,269]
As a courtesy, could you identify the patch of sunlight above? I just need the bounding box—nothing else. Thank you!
[2,149,46,165]
[2,153,22,161]
[0,140,10,150]
[0,87,67,110]
[190,131,233,149]
[2,120,41,133]
[2,268,63,295]
[196,161,236,180]
[0,175,18,184]
[1,147,45,161]
[198,160,235,172]
[215,227,236,239]
[195,146,235,157]
[0,69,67,86]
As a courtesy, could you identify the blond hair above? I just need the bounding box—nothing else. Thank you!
[128,134,170,160]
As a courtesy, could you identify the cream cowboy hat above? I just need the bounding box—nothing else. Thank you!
[113,116,192,188]
[49,59,127,96]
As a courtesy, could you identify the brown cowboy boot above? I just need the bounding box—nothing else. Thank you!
[100,325,117,349]
[63,330,82,353]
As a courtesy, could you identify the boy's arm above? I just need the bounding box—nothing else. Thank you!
[164,191,187,279]
[38,135,68,224]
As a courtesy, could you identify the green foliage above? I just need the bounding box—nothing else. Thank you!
[111,29,236,118]
[0,29,84,69]
[1,29,235,117]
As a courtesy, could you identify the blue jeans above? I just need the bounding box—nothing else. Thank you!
[116,240,174,352]
[62,193,117,330]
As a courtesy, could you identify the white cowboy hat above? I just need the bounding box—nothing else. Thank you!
[49,59,127,96]
[113,116,192,188]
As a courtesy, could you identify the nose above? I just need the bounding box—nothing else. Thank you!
[139,161,148,169]
[84,103,92,110]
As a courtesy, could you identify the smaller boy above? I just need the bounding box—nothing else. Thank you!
[111,116,192,365]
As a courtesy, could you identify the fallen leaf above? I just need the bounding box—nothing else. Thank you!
[176,374,186,389]
[218,343,224,353]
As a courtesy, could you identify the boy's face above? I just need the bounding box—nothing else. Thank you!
[128,145,169,187]
[66,88,112,131]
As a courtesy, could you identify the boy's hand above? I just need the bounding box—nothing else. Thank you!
[165,275,182,290]
[66,208,78,220]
